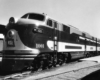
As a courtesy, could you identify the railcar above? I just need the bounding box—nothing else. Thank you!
[1,12,100,72]
[0,24,5,70]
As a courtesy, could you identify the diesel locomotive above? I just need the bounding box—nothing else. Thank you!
[1,12,100,72]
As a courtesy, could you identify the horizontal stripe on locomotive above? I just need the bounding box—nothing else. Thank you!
[3,55,37,58]
[97,47,100,51]
[47,40,97,52]
[3,57,35,60]
[86,45,96,51]
[47,40,85,52]
[3,50,40,55]
[65,46,82,49]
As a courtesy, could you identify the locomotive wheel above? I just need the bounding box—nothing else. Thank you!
[58,54,63,65]
[31,60,40,71]
[53,54,57,67]
[89,52,92,57]
[39,56,48,70]
[39,59,44,69]
[47,54,53,69]
[86,53,90,58]
[31,56,46,71]
[64,53,68,63]
[67,53,71,63]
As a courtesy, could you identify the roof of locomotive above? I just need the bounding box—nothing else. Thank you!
[45,14,83,36]
[19,12,100,41]
[21,12,46,17]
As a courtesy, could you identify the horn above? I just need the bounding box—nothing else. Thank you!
[9,17,15,24]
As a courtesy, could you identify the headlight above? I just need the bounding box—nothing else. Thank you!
[33,28,43,33]
[8,30,15,38]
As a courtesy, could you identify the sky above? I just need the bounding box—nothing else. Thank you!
[0,0,100,38]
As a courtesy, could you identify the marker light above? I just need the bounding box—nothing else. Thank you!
[33,28,43,33]
[0,57,2,62]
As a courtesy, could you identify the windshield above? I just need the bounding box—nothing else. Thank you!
[21,13,45,21]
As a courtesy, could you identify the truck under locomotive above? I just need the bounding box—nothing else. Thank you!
[1,12,100,72]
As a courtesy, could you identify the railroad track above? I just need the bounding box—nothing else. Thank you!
[2,71,31,80]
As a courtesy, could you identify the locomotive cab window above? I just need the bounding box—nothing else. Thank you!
[63,24,70,33]
[54,21,57,28]
[47,19,53,27]
[21,13,45,21]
